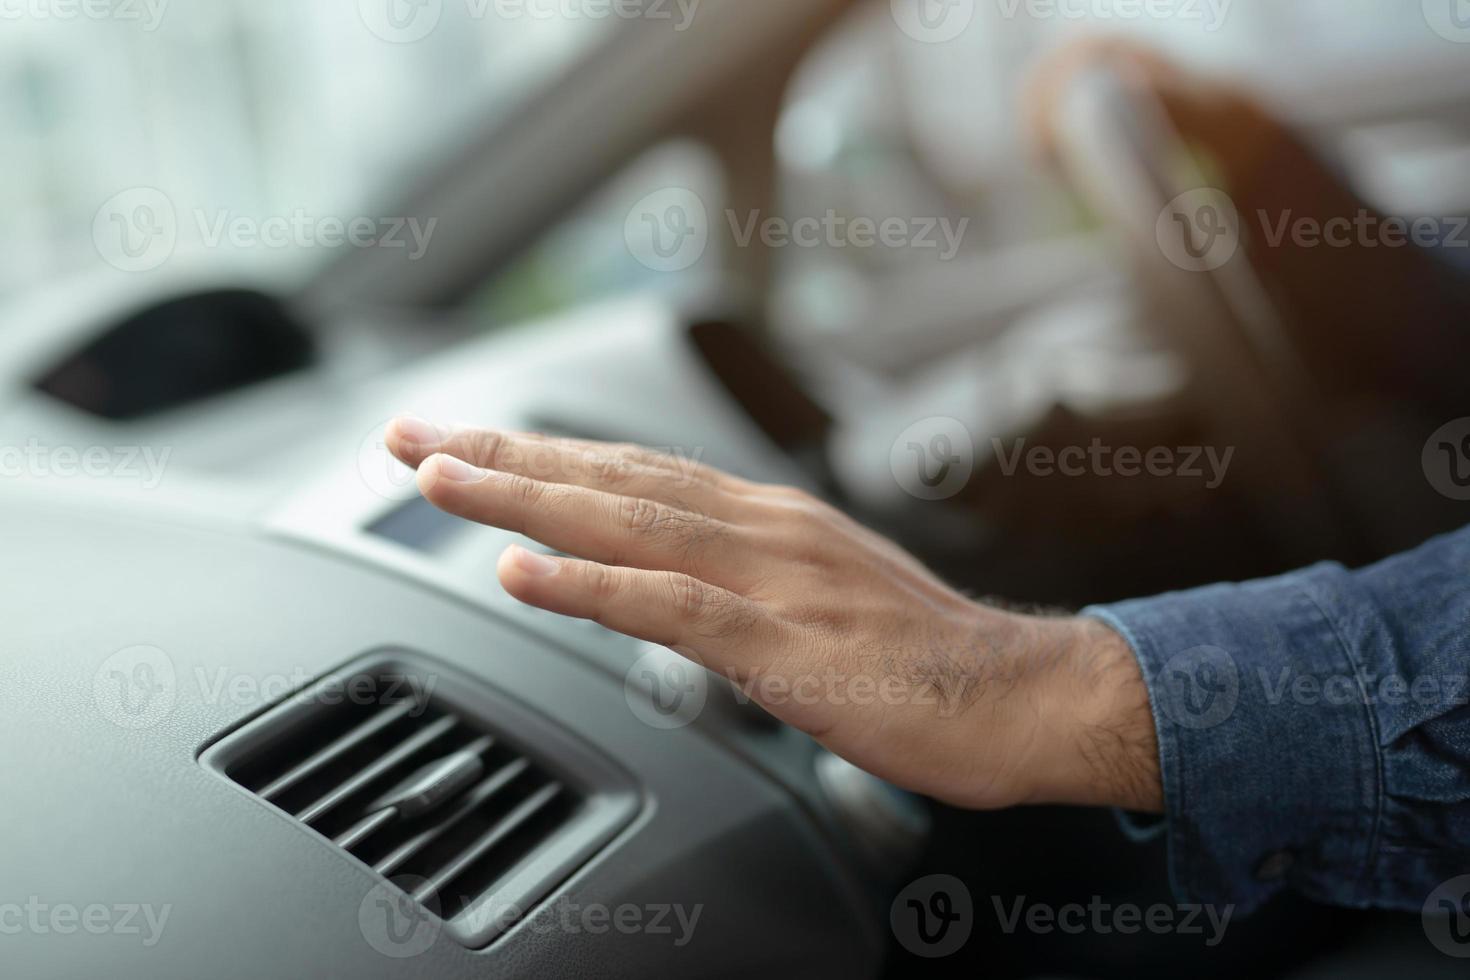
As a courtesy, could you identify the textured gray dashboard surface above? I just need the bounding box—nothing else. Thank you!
[0,495,880,979]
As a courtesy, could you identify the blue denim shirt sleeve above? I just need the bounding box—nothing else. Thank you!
[1084,525,1470,916]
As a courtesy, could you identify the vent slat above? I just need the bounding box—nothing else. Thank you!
[369,758,528,877]
[256,700,417,801]
[413,783,562,904]
[201,659,637,951]
[333,807,399,850]
[295,715,458,825]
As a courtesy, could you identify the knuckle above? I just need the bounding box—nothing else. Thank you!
[666,573,711,621]
[619,495,667,534]
[602,441,657,472]
[629,443,713,485]
[506,473,544,510]
[666,575,756,638]
[759,495,839,554]
[588,451,637,487]
[766,483,812,502]
[794,496,851,537]
[467,429,510,469]
[783,601,851,635]
[794,493,839,524]
[618,497,712,546]
[583,563,622,602]
[611,441,651,461]
[620,500,726,571]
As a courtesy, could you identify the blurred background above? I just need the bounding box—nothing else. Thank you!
[5,3,1470,977]
[8,0,1469,323]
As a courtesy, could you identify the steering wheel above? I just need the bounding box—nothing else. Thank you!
[1049,66,1366,561]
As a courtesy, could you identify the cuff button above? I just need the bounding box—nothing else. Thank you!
[1254,851,1295,881]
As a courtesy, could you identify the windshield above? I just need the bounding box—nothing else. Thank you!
[1,0,610,297]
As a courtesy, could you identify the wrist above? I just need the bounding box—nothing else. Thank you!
[1018,616,1163,812]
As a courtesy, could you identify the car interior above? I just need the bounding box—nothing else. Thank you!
[3,1,1469,976]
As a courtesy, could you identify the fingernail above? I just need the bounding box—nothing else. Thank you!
[512,546,559,577]
[431,454,487,483]
[391,416,442,452]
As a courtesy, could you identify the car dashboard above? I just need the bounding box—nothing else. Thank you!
[0,284,905,978]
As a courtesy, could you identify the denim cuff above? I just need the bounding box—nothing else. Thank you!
[1084,563,1384,915]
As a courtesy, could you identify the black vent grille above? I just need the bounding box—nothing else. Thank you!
[201,655,639,947]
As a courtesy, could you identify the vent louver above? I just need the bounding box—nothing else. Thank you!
[200,654,639,948]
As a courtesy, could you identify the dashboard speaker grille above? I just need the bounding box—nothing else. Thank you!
[200,654,639,948]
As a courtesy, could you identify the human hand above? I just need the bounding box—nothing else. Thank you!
[386,419,1162,812]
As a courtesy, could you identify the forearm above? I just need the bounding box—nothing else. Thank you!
[1084,525,1470,915]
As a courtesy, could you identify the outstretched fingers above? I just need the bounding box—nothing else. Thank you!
[496,545,764,669]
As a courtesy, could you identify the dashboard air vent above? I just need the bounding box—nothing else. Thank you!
[200,654,639,948]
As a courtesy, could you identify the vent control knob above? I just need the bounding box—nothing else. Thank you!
[368,748,487,821]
